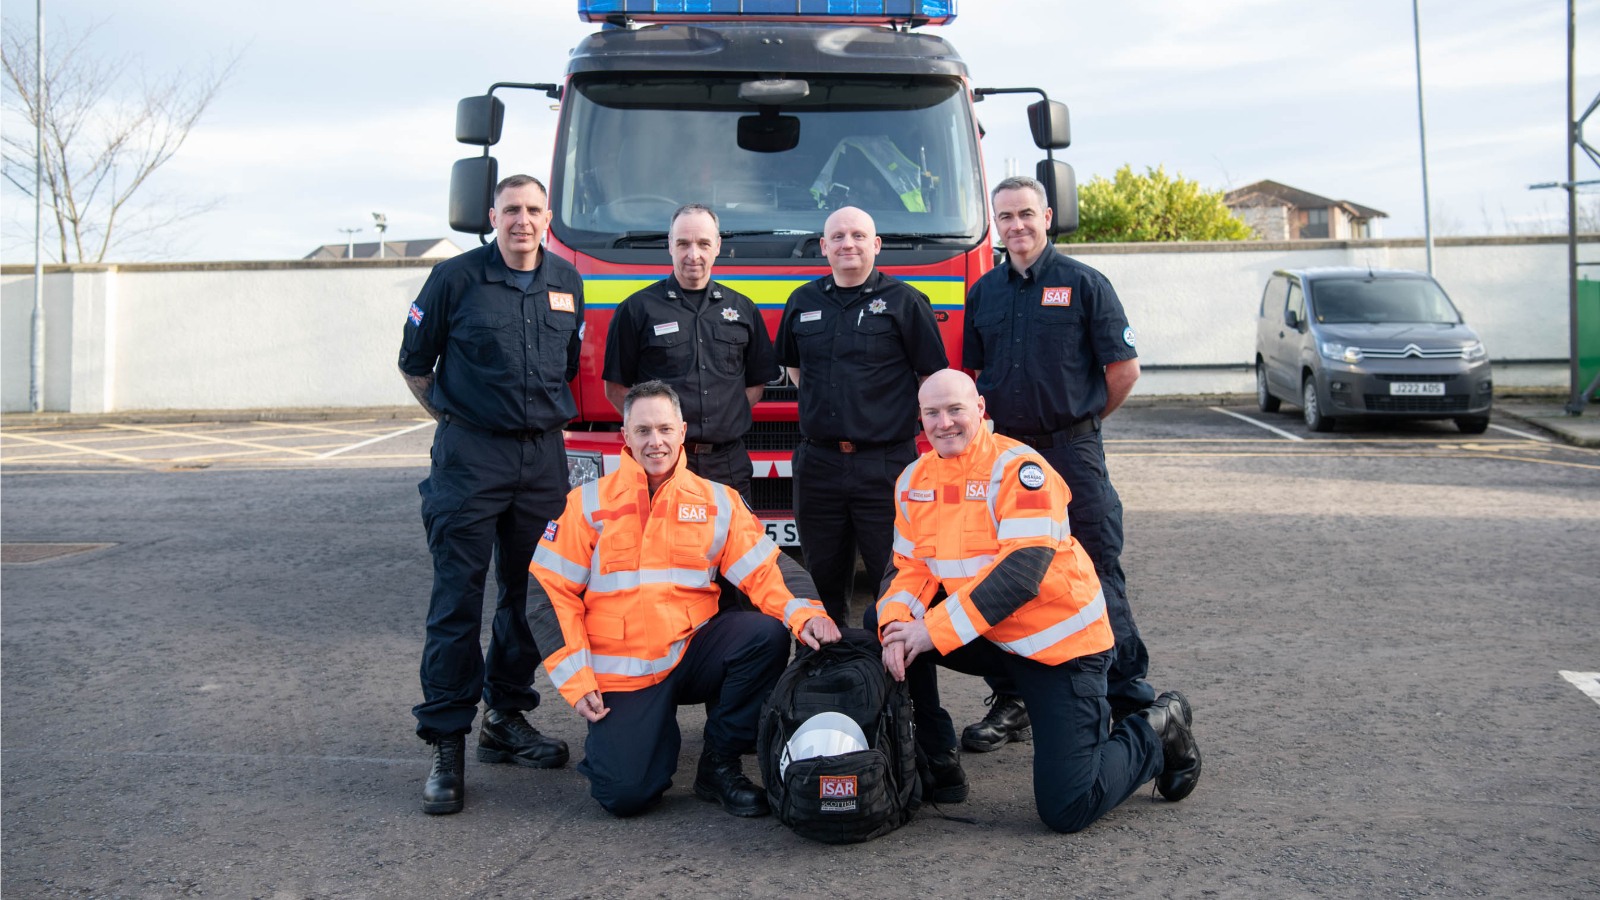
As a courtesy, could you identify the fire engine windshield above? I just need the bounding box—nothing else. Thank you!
[552,75,985,254]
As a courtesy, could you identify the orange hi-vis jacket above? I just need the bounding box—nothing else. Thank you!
[876,426,1113,665]
[527,448,828,706]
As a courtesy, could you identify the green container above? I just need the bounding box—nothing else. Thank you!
[1581,279,1600,401]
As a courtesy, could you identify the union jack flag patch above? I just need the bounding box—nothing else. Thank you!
[542,521,559,542]
[408,302,425,325]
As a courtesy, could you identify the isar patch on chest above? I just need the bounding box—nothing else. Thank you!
[548,292,576,313]
[1041,287,1072,307]
[964,480,989,500]
[678,503,708,522]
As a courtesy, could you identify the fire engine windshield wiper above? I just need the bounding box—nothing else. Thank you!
[876,232,971,244]
[611,229,816,248]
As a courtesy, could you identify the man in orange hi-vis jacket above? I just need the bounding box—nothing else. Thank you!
[527,380,842,818]
[873,369,1201,833]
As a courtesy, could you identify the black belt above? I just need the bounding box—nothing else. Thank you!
[1000,416,1099,449]
[805,438,906,454]
[443,414,550,442]
[686,439,741,455]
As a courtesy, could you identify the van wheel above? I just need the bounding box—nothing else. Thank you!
[1455,416,1490,434]
[1303,377,1334,432]
[1256,364,1281,412]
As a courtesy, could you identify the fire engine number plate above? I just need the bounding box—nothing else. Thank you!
[1389,382,1445,396]
[763,519,800,546]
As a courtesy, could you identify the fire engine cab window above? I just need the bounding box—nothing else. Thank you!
[553,77,984,250]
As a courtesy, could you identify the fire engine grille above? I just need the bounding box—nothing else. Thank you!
[1363,395,1471,413]
[744,421,804,452]
[749,477,794,514]
[761,385,798,403]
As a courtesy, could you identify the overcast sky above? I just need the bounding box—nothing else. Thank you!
[2,0,1597,263]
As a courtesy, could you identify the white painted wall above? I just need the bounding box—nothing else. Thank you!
[3,236,1595,413]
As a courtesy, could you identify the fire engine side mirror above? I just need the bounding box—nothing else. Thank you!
[449,156,498,235]
[738,112,801,153]
[456,95,505,147]
[1027,100,1071,150]
[1037,159,1078,236]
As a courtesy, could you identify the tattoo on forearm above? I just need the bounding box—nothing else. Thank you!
[402,371,441,421]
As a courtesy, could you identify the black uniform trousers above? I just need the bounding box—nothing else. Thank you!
[577,611,789,817]
[792,438,917,627]
[989,427,1155,716]
[865,606,1162,834]
[685,439,753,504]
[412,422,569,741]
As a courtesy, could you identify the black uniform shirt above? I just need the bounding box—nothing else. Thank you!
[602,276,778,444]
[963,243,1137,434]
[775,269,948,443]
[399,242,585,433]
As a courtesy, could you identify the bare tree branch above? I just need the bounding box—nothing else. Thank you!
[1,19,239,263]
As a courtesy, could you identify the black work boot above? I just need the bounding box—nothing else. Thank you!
[921,746,970,804]
[477,709,570,768]
[692,751,770,818]
[422,734,466,815]
[1136,690,1201,802]
[961,693,1032,753]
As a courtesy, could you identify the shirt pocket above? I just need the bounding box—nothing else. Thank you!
[711,325,750,377]
[853,312,898,357]
[538,312,578,380]
[642,326,690,379]
[454,313,516,369]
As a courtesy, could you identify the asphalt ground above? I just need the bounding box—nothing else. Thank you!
[3,404,1598,898]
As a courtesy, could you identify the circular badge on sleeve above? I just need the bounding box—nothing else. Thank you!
[1018,462,1046,490]
[1123,326,1137,347]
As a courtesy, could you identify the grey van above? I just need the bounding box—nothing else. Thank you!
[1254,268,1493,433]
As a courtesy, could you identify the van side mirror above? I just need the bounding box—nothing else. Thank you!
[449,156,497,234]
[1028,100,1071,150]
[456,95,505,147]
[1037,159,1078,236]
[1284,308,1299,329]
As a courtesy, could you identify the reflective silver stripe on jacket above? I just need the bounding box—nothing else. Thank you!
[724,536,777,588]
[988,589,1107,658]
[589,567,715,593]
[942,591,981,644]
[547,648,592,689]
[532,543,591,586]
[995,516,1065,542]
[580,480,604,534]
[706,484,733,566]
[589,624,709,678]
[986,445,1034,530]
[783,596,820,623]
[926,554,995,580]
[875,589,927,621]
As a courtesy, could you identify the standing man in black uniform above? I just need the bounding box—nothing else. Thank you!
[775,206,947,625]
[399,174,582,815]
[960,175,1156,752]
[602,203,778,502]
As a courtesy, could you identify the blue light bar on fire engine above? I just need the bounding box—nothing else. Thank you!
[577,1,956,25]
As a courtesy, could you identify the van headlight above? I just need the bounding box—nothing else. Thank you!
[1461,341,1487,361]
[566,450,603,488]
[1319,341,1362,364]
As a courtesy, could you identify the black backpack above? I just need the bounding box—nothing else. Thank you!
[757,628,921,843]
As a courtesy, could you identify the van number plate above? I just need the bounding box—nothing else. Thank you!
[763,519,800,546]
[1390,382,1445,396]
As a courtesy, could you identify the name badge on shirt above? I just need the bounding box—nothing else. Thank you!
[548,292,576,313]
[1042,287,1072,307]
[678,503,708,522]
[965,481,989,501]
[654,321,681,336]
[907,488,935,502]
[799,310,823,323]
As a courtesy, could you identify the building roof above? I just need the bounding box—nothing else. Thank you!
[302,238,464,261]
[1224,180,1388,220]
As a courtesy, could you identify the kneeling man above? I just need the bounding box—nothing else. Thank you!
[527,380,840,817]
[876,369,1200,833]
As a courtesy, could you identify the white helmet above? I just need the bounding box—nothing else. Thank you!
[780,711,869,778]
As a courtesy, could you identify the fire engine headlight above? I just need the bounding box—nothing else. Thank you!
[566,451,603,488]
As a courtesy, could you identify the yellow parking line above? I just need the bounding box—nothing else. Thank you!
[245,420,401,438]
[0,431,144,462]
[102,423,321,457]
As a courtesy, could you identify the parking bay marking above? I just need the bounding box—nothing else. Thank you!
[316,419,434,459]
[1559,671,1600,707]
[1208,407,1304,441]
